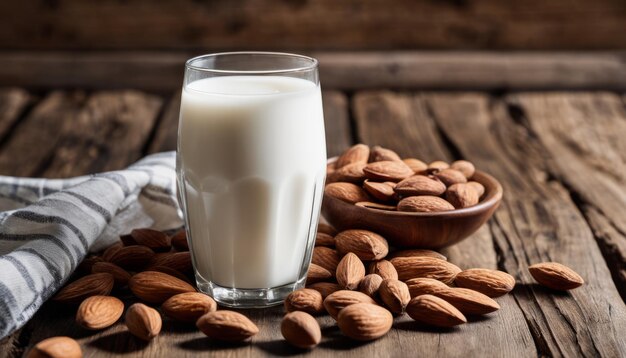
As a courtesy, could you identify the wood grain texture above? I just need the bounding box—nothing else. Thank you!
[352,91,535,357]
[1,0,625,50]
[1,52,625,91]
[148,93,180,154]
[322,91,351,157]
[425,92,626,357]
[0,88,30,143]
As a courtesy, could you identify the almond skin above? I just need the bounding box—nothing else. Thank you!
[91,261,131,288]
[446,183,480,209]
[390,257,461,284]
[406,294,467,327]
[450,160,476,179]
[428,161,449,171]
[390,249,447,261]
[369,146,402,162]
[125,303,162,341]
[315,233,335,247]
[363,161,414,182]
[284,288,325,315]
[529,262,584,290]
[363,180,396,202]
[379,279,411,314]
[312,247,341,272]
[101,242,123,262]
[197,310,259,342]
[306,263,333,284]
[455,269,516,297]
[75,255,104,277]
[336,253,366,290]
[317,223,337,236]
[307,282,342,299]
[336,144,370,168]
[337,303,393,341]
[368,260,398,280]
[148,252,192,274]
[405,278,450,297]
[335,230,389,261]
[397,196,455,212]
[438,287,500,315]
[325,182,371,204]
[434,168,468,186]
[403,158,429,174]
[328,162,367,183]
[76,295,124,330]
[130,228,171,252]
[323,290,377,319]
[27,336,82,358]
[53,273,114,305]
[149,265,192,283]
[107,245,155,270]
[281,311,322,349]
[394,175,446,196]
[129,271,196,304]
[358,274,383,299]
[170,230,189,251]
[467,181,486,197]
[355,202,397,211]
[161,292,217,323]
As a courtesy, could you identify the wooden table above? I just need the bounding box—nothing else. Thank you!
[0,60,625,357]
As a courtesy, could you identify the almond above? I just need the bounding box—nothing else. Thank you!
[434,168,468,186]
[394,175,446,196]
[397,196,455,212]
[324,182,371,204]
[336,144,370,168]
[406,294,466,327]
[467,181,485,197]
[149,265,192,283]
[53,273,114,305]
[91,261,131,288]
[390,249,447,261]
[355,201,397,211]
[161,292,217,322]
[76,295,124,330]
[120,234,137,246]
[197,310,259,342]
[405,278,450,297]
[281,311,322,349]
[170,230,189,251]
[337,303,393,341]
[368,260,398,280]
[329,162,367,183]
[358,274,383,299]
[363,180,396,202]
[125,303,162,341]
[369,146,402,162]
[428,160,449,171]
[390,256,461,284]
[315,233,335,247]
[378,279,410,314]
[446,183,479,209]
[75,255,103,277]
[450,160,475,179]
[306,263,333,284]
[130,228,171,252]
[529,262,584,290]
[363,161,414,182]
[101,242,123,262]
[336,253,366,290]
[323,290,377,319]
[317,223,337,236]
[312,247,341,272]
[403,158,428,174]
[129,271,196,304]
[284,288,325,315]
[149,252,192,274]
[327,161,336,174]
[107,245,155,270]
[335,230,389,261]
[307,282,342,299]
[27,336,82,358]
[455,269,516,297]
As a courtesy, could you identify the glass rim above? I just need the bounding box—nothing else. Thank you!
[185,51,319,75]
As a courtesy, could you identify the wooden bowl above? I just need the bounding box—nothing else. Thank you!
[321,161,503,249]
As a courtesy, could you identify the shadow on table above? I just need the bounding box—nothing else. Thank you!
[178,337,251,351]
[89,331,149,353]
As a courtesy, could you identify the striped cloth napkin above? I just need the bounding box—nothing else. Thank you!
[0,152,182,338]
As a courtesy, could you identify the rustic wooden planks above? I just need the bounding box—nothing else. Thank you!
[0,88,30,143]
[322,91,352,157]
[425,93,626,356]
[148,93,180,154]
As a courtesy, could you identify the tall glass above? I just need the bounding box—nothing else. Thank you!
[177,52,326,307]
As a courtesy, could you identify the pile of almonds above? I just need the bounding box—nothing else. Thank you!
[325,144,486,212]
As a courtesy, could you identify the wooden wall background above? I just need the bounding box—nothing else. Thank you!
[0,0,625,51]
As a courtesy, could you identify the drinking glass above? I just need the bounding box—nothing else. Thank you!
[177,52,326,307]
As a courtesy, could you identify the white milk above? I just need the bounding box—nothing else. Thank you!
[178,76,326,289]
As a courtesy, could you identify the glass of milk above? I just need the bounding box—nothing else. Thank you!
[177,52,327,308]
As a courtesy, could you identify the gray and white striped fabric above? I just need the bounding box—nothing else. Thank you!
[0,151,182,338]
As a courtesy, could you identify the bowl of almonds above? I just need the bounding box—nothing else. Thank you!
[322,144,503,249]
